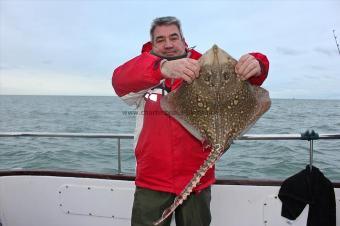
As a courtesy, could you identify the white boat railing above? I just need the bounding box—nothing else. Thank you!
[1,131,340,174]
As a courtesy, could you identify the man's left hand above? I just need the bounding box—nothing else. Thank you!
[235,54,261,80]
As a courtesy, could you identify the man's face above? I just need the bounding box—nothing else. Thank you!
[152,24,186,57]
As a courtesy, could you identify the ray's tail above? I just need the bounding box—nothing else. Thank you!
[153,144,226,225]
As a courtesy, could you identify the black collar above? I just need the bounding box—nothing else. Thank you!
[150,50,188,61]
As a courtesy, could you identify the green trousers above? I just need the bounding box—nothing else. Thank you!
[131,186,211,226]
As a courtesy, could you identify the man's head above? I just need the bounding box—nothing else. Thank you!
[150,16,186,58]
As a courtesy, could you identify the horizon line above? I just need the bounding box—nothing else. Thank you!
[0,94,339,101]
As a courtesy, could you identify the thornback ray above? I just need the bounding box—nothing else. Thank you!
[154,45,271,225]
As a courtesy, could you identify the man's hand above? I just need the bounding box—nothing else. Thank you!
[235,54,261,80]
[160,58,200,83]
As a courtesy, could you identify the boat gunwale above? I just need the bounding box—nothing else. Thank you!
[1,169,339,187]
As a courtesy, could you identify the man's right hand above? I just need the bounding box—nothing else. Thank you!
[160,58,200,83]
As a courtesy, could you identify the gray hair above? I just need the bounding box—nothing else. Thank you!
[150,16,184,42]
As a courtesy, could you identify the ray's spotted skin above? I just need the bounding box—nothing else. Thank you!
[157,45,271,225]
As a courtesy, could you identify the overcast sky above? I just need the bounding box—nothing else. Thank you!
[0,0,339,99]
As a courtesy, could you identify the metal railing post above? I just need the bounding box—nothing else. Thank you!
[117,138,121,174]
[309,140,314,171]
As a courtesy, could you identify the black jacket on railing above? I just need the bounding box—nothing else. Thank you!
[279,165,336,226]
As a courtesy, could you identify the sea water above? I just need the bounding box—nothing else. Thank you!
[0,95,339,181]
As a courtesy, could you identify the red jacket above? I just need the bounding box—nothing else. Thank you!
[112,42,269,195]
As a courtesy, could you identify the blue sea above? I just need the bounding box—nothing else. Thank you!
[0,95,339,181]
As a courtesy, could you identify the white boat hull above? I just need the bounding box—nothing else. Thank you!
[0,171,339,226]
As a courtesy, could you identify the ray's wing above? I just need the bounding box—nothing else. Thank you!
[160,83,206,142]
[217,63,271,149]
[160,69,218,146]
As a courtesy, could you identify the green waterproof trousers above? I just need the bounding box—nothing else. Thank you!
[131,186,211,226]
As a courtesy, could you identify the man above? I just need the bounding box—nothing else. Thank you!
[112,16,269,226]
